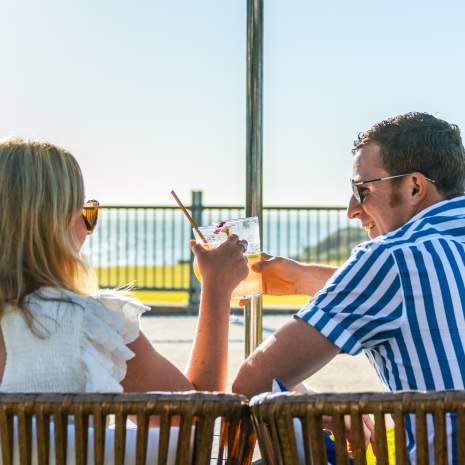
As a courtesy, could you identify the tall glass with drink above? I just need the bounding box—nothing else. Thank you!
[192,216,262,299]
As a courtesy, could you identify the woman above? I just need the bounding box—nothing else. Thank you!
[0,138,248,393]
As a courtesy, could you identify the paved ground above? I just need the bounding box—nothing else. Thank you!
[141,314,385,392]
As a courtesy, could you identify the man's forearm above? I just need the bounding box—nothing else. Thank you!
[298,263,338,296]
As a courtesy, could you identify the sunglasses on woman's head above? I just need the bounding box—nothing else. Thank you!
[82,200,99,235]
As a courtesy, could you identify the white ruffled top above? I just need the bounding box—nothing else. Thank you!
[0,287,148,393]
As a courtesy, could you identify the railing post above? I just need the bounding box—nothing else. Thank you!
[188,191,203,309]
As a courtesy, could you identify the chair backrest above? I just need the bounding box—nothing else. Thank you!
[0,391,255,465]
[250,390,465,465]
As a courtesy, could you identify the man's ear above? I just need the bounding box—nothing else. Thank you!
[410,174,427,203]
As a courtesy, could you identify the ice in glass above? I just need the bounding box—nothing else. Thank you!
[193,217,262,300]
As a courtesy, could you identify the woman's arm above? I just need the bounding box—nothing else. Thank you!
[121,235,248,392]
[184,283,231,391]
[121,332,195,391]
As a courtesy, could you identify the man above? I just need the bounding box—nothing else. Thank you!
[233,112,465,460]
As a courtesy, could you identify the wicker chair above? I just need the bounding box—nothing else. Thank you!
[0,392,255,465]
[250,390,465,465]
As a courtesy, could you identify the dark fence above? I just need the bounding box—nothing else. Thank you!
[82,192,366,305]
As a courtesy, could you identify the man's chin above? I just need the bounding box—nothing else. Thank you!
[367,228,380,239]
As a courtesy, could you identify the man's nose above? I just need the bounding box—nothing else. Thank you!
[347,195,362,219]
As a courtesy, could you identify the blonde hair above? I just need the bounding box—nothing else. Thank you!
[0,138,96,328]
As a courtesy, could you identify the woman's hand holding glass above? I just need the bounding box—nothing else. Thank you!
[190,235,249,296]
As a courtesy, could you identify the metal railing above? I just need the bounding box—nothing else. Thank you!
[82,192,366,305]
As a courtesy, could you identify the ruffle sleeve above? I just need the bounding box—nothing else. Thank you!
[80,292,149,392]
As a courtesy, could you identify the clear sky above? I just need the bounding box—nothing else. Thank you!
[1,0,465,206]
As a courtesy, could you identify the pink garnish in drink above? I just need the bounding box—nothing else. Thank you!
[214,220,228,234]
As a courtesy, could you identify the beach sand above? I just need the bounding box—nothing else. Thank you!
[141,314,385,392]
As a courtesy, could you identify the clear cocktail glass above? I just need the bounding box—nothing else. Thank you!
[192,216,262,300]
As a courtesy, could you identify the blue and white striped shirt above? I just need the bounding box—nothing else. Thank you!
[297,195,465,462]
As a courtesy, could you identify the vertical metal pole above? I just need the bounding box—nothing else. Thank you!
[189,191,203,309]
[245,0,263,357]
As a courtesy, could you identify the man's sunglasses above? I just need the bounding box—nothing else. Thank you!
[82,200,99,235]
[351,173,436,204]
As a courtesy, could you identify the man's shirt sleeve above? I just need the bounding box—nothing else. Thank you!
[296,242,403,355]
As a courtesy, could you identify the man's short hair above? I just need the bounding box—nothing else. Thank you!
[353,112,465,198]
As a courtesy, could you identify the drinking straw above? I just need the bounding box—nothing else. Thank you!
[170,190,208,244]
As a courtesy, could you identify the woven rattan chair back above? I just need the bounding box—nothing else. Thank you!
[250,390,465,465]
[0,392,255,465]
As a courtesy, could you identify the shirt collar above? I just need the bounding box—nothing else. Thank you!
[404,195,465,225]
